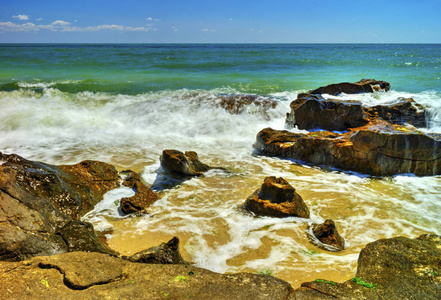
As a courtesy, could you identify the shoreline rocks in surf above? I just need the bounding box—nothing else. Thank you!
[258,79,440,176]
[307,219,346,252]
[243,176,310,218]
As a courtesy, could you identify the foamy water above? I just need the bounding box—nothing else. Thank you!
[1,86,441,287]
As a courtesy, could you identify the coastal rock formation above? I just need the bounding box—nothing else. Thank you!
[243,176,310,218]
[255,120,441,176]
[2,234,440,299]
[286,94,427,131]
[307,220,345,252]
[296,234,441,299]
[366,97,427,128]
[0,152,119,261]
[126,236,187,264]
[160,149,212,177]
[309,79,390,96]
[119,170,159,215]
[286,93,369,131]
[0,251,294,300]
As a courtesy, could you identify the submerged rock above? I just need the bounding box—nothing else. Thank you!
[218,94,278,120]
[286,94,427,131]
[243,176,310,218]
[307,219,345,252]
[119,170,159,215]
[0,251,294,299]
[0,152,120,261]
[126,236,187,265]
[309,79,390,96]
[255,120,441,176]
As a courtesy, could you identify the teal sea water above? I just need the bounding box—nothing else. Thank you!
[1,44,441,286]
[1,43,441,94]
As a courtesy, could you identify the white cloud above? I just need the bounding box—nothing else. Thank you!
[52,20,70,26]
[0,21,38,32]
[36,18,43,21]
[172,26,178,31]
[201,29,215,32]
[227,18,233,21]
[12,15,29,21]
[146,17,160,21]
[0,21,155,33]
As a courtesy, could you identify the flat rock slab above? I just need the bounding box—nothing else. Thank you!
[0,252,294,300]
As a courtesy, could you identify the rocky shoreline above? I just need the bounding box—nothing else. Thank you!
[1,80,441,299]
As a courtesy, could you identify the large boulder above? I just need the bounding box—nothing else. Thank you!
[309,79,390,96]
[0,251,294,299]
[218,94,278,120]
[307,220,345,252]
[243,177,310,218]
[0,152,120,261]
[286,94,427,131]
[255,120,441,176]
[119,170,159,215]
[295,234,441,299]
[286,93,369,131]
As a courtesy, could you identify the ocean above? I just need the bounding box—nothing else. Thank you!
[1,43,440,286]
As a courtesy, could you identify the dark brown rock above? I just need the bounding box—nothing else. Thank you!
[0,152,120,261]
[307,220,345,252]
[56,220,118,256]
[126,236,187,264]
[309,79,390,96]
[286,93,369,131]
[119,170,159,215]
[366,97,427,128]
[286,94,427,131]
[0,251,294,299]
[160,149,211,177]
[255,121,441,176]
[243,177,310,218]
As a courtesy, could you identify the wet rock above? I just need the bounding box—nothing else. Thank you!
[119,170,159,215]
[296,234,441,299]
[309,79,390,96]
[286,94,427,131]
[243,176,310,218]
[0,152,120,261]
[218,94,278,120]
[366,97,427,128]
[0,251,294,299]
[255,120,441,176]
[160,149,211,177]
[286,93,369,131]
[56,220,118,256]
[126,236,187,264]
[307,220,345,252]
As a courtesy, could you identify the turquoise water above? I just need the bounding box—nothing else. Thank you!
[1,43,440,94]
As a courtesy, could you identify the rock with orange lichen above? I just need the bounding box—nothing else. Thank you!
[243,176,310,218]
[255,119,441,176]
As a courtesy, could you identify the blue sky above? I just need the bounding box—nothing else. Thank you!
[0,0,440,43]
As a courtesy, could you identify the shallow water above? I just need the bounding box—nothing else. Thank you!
[1,43,441,287]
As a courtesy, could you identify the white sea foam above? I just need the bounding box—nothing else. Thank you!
[2,87,441,283]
